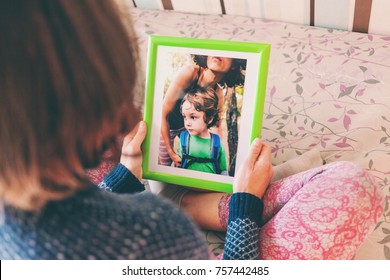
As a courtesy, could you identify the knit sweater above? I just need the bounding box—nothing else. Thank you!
[0,164,263,259]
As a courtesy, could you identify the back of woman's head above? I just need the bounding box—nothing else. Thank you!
[0,0,140,210]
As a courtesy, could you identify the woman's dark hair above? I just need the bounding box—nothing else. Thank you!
[180,87,220,128]
[192,54,247,87]
[0,0,140,210]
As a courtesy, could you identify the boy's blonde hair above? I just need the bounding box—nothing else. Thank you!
[181,87,220,128]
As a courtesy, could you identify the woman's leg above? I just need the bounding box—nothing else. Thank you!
[153,160,383,258]
[179,149,325,231]
[181,191,227,231]
[218,161,384,259]
[262,161,383,259]
[148,180,227,231]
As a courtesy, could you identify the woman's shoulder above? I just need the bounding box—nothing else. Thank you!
[183,63,200,73]
[2,188,208,259]
[52,188,209,259]
[69,188,185,223]
[178,64,200,80]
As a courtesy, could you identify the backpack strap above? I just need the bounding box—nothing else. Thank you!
[210,133,221,174]
[180,130,190,169]
[179,131,222,174]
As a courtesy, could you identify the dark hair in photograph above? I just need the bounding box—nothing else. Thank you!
[192,54,247,87]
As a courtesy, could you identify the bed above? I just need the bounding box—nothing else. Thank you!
[88,6,390,259]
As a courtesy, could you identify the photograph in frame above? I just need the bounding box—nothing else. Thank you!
[142,35,270,193]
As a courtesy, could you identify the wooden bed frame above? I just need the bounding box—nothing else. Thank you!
[154,0,374,33]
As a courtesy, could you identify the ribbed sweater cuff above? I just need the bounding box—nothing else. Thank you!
[228,193,264,227]
[103,163,145,194]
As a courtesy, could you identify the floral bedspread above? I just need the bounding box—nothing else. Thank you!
[130,8,390,259]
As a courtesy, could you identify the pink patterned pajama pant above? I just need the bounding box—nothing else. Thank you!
[218,161,384,259]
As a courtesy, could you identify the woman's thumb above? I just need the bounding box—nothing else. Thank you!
[248,138,263,165]
[132,121,147,146]
[123,121,147,149]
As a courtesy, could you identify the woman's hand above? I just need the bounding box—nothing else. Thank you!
[120,121,147,181]
[233,139,273,199]
[169,152,182,167]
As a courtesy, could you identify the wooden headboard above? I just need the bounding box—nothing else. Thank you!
[310,0,372,33]
[129,0,390,36]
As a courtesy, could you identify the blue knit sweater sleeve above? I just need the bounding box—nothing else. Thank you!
[223,192,264,260]
[98,163,145,194]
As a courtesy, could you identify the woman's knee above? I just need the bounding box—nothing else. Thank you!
[324,161,362,174]
[324,161,384,212]
[324,161,375,185]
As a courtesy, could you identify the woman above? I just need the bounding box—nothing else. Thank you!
[0,0,269,260]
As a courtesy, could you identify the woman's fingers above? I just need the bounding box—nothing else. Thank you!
[233,139,273,198]
[131,121,147,148]
[120,121,147,180]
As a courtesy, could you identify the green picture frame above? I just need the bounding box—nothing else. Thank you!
[142,35,270,193]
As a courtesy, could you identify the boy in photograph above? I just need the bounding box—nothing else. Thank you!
[177,87,228,175]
